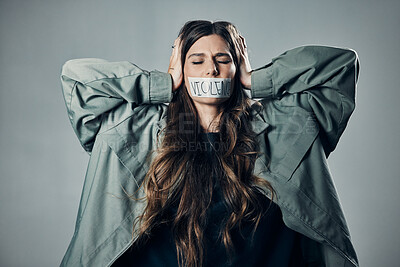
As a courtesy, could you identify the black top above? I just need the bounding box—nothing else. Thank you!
[112,133,307,267]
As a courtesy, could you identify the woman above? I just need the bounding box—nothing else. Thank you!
[60,20,359,267]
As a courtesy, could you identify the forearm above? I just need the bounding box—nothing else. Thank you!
[250,45,359,100]
[61,58,172,105]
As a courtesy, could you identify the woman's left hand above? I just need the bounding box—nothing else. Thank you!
[238,35,252,89]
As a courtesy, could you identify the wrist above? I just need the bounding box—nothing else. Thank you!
[169,72,182,92]
[241,71,252,89]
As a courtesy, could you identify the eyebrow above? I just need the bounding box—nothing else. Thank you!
[188,52,231,59]
[215,53,231,57]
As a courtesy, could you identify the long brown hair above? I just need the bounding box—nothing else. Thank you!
[132,20,274,267]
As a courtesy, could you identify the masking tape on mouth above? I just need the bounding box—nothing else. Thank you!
[188,77,231,98]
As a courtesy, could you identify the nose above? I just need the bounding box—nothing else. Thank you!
[205,61,219,77]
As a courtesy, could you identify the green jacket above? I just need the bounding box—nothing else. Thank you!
[60,45,360,266]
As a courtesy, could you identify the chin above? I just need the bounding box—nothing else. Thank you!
[191,96,229,106]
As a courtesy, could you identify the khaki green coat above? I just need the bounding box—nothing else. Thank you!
[60,45,360,266]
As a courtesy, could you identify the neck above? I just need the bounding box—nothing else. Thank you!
[193,102,222,133]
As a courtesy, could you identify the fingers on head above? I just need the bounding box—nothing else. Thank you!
[239,35,247,48]
[175,35,183,47]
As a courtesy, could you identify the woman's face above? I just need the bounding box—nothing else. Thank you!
[183,34,236,105]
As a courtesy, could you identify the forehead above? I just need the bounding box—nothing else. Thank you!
[186,34,231,55]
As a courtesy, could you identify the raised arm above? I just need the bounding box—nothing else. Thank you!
[60,59,172,153]
[247,45,360,157]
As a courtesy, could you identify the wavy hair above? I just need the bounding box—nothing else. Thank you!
[132,20,274,267]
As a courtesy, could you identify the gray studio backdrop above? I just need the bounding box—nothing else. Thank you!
[0,0,399,266]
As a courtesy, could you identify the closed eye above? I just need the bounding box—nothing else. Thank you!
[217,60,231,64]
[192,61,204,65]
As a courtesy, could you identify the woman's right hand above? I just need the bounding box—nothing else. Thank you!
[238,35,252,90]
[168,36,183,92]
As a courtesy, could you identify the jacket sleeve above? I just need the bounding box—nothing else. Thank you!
[60,58,172,154]
[251,45,360,157]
